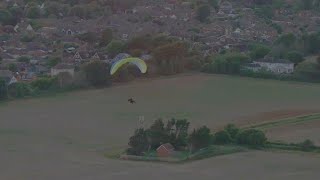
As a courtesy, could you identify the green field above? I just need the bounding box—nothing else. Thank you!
[1,74,320,179]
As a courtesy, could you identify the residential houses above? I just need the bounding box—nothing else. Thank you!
[156,143,175,157]
[243,57,295,74]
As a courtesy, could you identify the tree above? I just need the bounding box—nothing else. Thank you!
[17,56,31,63]
[26,6,41,19]
[127,128,149,155]
[47,56,61,68]
[8,82,34,98]
[56,72,74,88]
[152,42,188,75]
[146,119,167,149]
[0,10,16,25]
[82,61,112,87]
[276,33,296,47]
[0,78,8,100]
[224,124,240,141]
[196,5,211,22]
[7,63,17,72]
[208,0,219,10]
[31,77,57,91]
[236,129,267,147]
[105,40,126,57]
[188,126,213,152]
[166,119,190,148]
[213,130,232,145]
[77,32,98,43]
[99,28,113,47]
[250,44,271,60]
[286,51,304,64]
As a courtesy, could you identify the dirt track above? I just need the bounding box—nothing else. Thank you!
[1,74,320,179]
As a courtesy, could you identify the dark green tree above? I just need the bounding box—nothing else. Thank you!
[105,40,126,57]
[82,61,112,87]
[146,118,167,149]
[236,129,267,147]
[188,126,213,152]
[99,28,113,47]
[250,44,271,60]
[224,124,240,141]
[127,128,149,155]
[213,130,232,145]
[286,51,304,64]
[196,5,211,22]
[0,78,8,100]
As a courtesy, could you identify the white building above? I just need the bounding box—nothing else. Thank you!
[243,58,294,74]
[51,64,75,77]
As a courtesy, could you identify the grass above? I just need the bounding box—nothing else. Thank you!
[188,145,248,161]
[244,113,320,130]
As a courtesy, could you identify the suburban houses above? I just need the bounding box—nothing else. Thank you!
[243,57,295,74]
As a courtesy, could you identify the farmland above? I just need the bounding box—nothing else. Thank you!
[1,74,320,179]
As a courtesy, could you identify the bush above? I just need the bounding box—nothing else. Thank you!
[213,130,232,145]
[8,82,34,98]
[129,49,143,57]
[31,77,57,91]
[196,5,211,22]
[127,128,149,155]
[298,139,316,152]
[236,129,267,147]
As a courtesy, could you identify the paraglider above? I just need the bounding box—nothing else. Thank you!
[110,57,147,75]
[128,98,136,104]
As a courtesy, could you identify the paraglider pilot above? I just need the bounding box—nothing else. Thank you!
[128,98,136,104]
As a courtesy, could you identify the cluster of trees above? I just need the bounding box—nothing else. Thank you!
[202,52,249,74]
[127,118,267,156]
[0,61,112,101]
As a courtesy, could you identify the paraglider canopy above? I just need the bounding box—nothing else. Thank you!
[110,57,147,75]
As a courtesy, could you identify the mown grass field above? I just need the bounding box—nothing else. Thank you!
[1,73,320,179]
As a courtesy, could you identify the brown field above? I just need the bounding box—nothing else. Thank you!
[1,73,320,179]
[265,120,320,145]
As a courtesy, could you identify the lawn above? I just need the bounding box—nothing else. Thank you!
[1,73,320,179]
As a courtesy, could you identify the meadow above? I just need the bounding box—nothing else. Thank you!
[1,73,320,179]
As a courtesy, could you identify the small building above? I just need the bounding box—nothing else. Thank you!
[51,64,75,77]
[156,143,175,157]
[253,58,294,74]
[0,70,18,85]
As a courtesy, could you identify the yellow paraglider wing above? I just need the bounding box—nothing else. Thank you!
[110,57,147,75]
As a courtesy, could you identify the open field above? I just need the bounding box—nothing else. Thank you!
[1,73,320,179]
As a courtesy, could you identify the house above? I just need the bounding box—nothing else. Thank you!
[26,24,34,32]
[242,63,262,72]
[245,57,295,74]
[73,51,83,63]
[156,143,175,157]
[51,64,75,77]
[0,70,17,85]
[91,52,100,61]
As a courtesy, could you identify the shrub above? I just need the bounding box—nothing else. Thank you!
[299,139,316,152]
[20,33,35,42]
[236,129,267,147]
[129,49,143,57]
[127,128,149,155]
[213,130,232,145]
